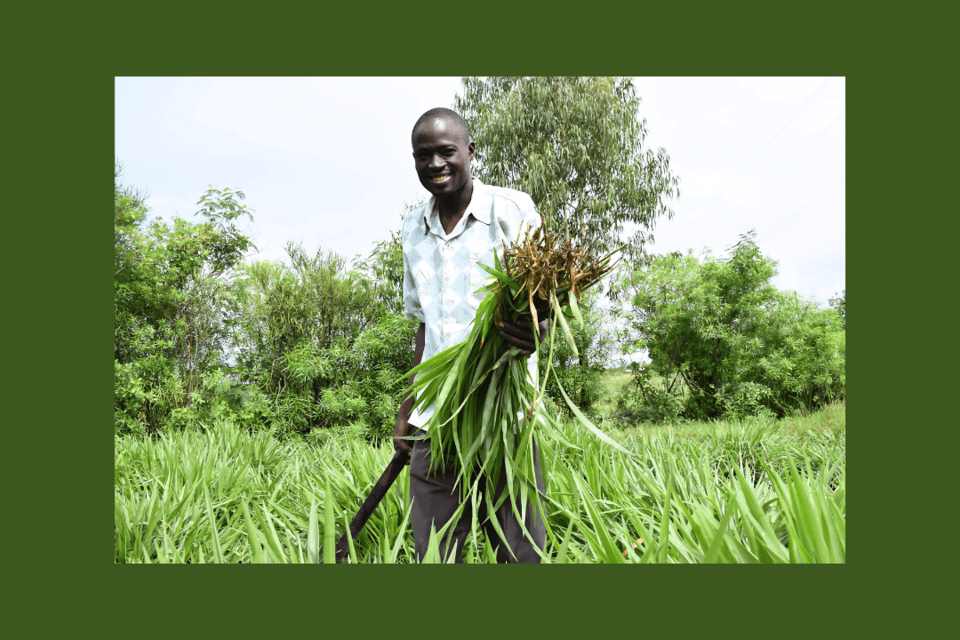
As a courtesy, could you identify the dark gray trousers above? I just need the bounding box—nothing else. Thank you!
[409,428,546,563]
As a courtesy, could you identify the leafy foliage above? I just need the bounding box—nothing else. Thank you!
[114,165,255,435]
[539,288,615,415]
[115,405,845,564]
[616,363,686,424]
[115,163,417,442]
[828,289,845,329]
[618,231,845,420]
[230,241,417,440]
[455,76,680,265]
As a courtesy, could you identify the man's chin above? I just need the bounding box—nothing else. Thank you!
[422,181,453,196]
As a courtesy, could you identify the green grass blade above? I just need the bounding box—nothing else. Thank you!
[307,496,320,564]
[476,261,521,290]
[550,292,578,358]
[240,501,265,564]
[201,485,224,563]
[702,489,737,564]
[555,380,633,455]
[323,478,336,564]
[566,289,584,330]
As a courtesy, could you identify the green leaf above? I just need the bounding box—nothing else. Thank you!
[551,292,578,358]
[566,289,584,330]
[202,485,224,563]
[323,478,336,564]
[307,497,320,564]
[240,501,265,564]
[554,376,632,456]
[476,261,521,289]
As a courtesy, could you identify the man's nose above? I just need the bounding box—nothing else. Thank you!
[429,154,445,168]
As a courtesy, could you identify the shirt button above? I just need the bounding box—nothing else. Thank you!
[443,276,450,283]
[445,332,451,339]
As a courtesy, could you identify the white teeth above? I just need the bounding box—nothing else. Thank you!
[431,175,450,182]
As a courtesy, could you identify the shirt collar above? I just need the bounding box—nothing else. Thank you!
[422,178,492,235]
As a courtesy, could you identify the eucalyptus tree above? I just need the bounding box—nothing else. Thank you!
[454,76,680,266]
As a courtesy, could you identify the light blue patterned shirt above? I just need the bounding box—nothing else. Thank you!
[402,178,541,429]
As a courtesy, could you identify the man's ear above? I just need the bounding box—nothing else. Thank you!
[468,140,476,160]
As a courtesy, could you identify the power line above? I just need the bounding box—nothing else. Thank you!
[759,176,845,242]
[669,77,833,251]
[699,110,845,245]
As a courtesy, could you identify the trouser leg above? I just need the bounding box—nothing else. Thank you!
[409,428,547,564]
[409,428,471,563]
[483,437,547,564]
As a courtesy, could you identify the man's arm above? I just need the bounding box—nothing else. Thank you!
[393,321,426,464]
[496,198,551,357]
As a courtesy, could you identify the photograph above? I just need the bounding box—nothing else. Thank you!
[114,76,845,564]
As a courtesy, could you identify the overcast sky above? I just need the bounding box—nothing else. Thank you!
[115,76,845,313]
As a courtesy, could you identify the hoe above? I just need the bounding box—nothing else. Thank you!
[333,449,409,563]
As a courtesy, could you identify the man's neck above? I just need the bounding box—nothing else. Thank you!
[436,179,474,235]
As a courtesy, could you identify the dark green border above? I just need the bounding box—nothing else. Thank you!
[11,0,922,635]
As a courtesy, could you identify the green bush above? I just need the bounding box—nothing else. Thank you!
[539,288,615,417]
[114,167,254,435]
[616,363,685,424]
[230,242,417,441]
[116,164,418,442]
[617,231,845,420]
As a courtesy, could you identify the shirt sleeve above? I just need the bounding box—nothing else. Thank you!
[402,235,425,323]
[503,191,542,242]
[519,193,542,234]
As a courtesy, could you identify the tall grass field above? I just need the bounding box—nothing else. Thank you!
[115,373,845,564]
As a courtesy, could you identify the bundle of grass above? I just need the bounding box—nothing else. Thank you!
[403,221,628,546]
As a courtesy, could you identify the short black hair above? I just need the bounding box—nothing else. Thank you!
[411,108,471,145]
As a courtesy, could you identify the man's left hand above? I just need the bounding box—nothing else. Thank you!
[498,318,549,357]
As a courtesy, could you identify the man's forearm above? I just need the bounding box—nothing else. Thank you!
[400,324,426,413]
[394,322,426,460]
[411,321,425,376]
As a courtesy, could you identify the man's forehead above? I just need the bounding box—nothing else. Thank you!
[412,117,469,148]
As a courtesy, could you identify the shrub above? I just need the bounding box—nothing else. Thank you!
[114,166,254,435]
[230,242,417,441]
[617,231,845,420]
[616,363,685,424]
[539,288,615,417]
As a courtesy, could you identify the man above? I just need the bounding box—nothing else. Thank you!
[394,107,548,563]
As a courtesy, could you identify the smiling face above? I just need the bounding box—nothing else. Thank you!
[411,115,475,200]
